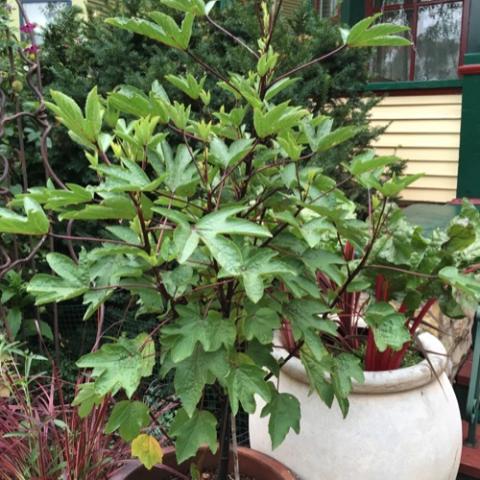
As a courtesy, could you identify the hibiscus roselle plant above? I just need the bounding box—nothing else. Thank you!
[1,1,480,478]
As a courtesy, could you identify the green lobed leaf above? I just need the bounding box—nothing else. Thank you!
[76,333,155,398]
[226,362,272,415]
[439,267,480,299]
[162,306,236,363]
[72,383,104,418]
[170,409,218,463]
[0,198,49,235]
[172,346,229,417]
[105,400,150,442]
[242,307,281,345]
[364,302,410,352]
[261,392,301,449]
[196,206,271,239]
[331,353,364,417]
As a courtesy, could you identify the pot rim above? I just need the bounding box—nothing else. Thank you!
[276,331,448,394]
[109,446,296,480]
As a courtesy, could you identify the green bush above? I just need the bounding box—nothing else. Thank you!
[41,0,388,195]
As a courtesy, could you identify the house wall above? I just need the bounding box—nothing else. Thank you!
[369,94,462,203]
[282,0,303,16]
[6,0,88,34]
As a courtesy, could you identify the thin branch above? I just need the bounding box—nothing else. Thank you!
[205,14,259,58]
[49,232,142,249]
[269,44,347,87]
[190,279,234,294]
[167,122,204,143]
[0,235,47,279]
[329,198,389,309]
[185,49,240,96]
[90,283,156,292]
[366,264,436,279]
[211,139,260,196]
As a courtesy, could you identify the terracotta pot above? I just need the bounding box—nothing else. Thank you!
[110,446,297,480]
[250,332,462,480]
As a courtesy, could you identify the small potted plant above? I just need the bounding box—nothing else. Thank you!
[2,1,473,478]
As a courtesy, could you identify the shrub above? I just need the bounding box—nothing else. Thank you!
[40,0,387,193]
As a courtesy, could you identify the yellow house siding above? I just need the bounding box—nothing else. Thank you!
[282,0,301,17]
[6,0,20,33]
[370,94,462,203]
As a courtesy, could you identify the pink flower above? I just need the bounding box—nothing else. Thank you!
[24,44,40,56]
[20,22,37,33]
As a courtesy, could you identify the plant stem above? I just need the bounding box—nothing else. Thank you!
[269,44,347,88]
[206,14,259,58]
[231,413,240,480]
[216,395,231,480]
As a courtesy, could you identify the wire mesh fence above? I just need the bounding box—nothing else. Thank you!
[55,300,251,447]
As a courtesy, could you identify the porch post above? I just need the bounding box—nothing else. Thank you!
[456,0,480,198]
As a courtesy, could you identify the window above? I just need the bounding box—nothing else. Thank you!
[314,0,338,17]
[366,0,466,82]
[21,0,70,43]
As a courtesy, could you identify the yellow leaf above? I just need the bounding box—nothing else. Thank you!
[131,434,164,470]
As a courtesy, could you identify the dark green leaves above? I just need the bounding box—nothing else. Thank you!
[216,248,295,303]
[170,409,218,463]
[283,299,333,340]
[331,353,364,417]
[160,143,199,194]
[261,392,301,449]
[301,347,364,417]
[162,306,236,362]
[443,219,476,254]
[59,194,137,221]
[173,347,229,417]
[105,400,150,441]
[95,160,164,192]
[226,363,272,415]
[242,307,281,344]
[196,206,271,239]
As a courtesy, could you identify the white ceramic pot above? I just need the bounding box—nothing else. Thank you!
[250,332,462,480]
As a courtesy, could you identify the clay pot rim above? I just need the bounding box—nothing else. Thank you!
[276,331,447,394]
[109,446,297,480]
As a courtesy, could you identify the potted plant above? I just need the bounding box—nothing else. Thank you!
[250,201,480,479]
[0,337,128,480]
[1,1,473,478]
